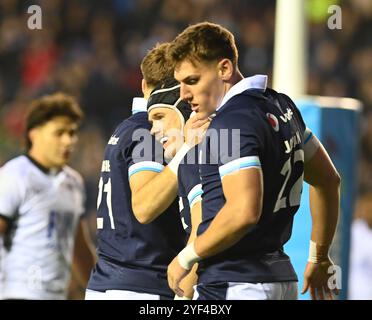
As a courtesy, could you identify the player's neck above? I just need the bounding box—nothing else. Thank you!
[223,70,244,98]
[231,69,244,85]
[143,88,153,100]
[27,150,60,174]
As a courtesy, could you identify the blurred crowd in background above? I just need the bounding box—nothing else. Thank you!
[0,0,371,298]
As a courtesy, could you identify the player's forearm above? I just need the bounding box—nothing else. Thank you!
[0,217,8,235]
[174,204,253,288]
[74,254,95,285]
[309,182,340,247]
[132,167,178,224]
[68,247,94,295]
[194,202,259,259]
[304,144,341,253]
[73,223,96,285]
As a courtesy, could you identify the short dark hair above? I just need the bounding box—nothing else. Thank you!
[25,92,84,150]
[169,22,238,68]
[140,42,174,88]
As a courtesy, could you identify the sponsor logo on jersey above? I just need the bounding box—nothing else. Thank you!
[108,135,119,145]
[280,108,294,123]
[266,113,279,132]
[284,131,302,154]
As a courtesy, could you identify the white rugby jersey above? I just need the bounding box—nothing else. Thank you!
[0,155,85,300]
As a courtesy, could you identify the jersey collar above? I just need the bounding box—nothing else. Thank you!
[216,74,268,112]
[131,97,147,114]
[26,154,60,175]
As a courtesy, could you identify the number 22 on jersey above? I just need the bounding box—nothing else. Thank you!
[274,149,304,213]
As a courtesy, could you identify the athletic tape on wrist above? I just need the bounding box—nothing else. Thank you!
[308,240,330,263]
[168,143,191,177]
[177,242,201,270]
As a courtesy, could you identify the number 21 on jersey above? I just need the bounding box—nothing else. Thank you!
[97,175,115,229]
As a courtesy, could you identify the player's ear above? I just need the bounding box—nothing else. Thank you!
[218,59,234,81]
[29,128,35,140]
[28,128,37,147]
[142,79,148,97]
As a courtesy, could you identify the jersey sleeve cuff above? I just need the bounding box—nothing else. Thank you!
[187,184,203,208]
[128,161,164,178]
[303,128,320,162]
[219,156,261,179]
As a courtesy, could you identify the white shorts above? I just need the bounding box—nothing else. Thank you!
[85,289,162,300]
[194,281,298,300]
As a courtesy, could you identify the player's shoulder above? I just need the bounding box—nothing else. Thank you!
[0,155,32,177]
[266,88,306,130]
[112,113,151,145]
[125,112,151,131]
[218,87,302,125]
[264,88,302,115]
[212,94,263,130]
[62,166,84,187]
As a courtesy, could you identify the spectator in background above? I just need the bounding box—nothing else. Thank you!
[348,191,372,299]
[0,93,95,299]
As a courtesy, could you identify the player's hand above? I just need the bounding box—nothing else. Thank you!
[184,114,210,147]
[167,256,191,297]
[301,259,339,300]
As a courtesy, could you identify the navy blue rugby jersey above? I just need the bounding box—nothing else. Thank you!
[177,145,203,235]
[198,77,313,284]
[87,109,185,297]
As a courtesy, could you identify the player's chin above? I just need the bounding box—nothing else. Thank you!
[164,143,179,160]
[60,152,71,164]
[197,111,211,121]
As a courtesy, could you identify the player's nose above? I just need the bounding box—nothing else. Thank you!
[62,132,76,146]
[150,124,160,136]
[180,83,192,102]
